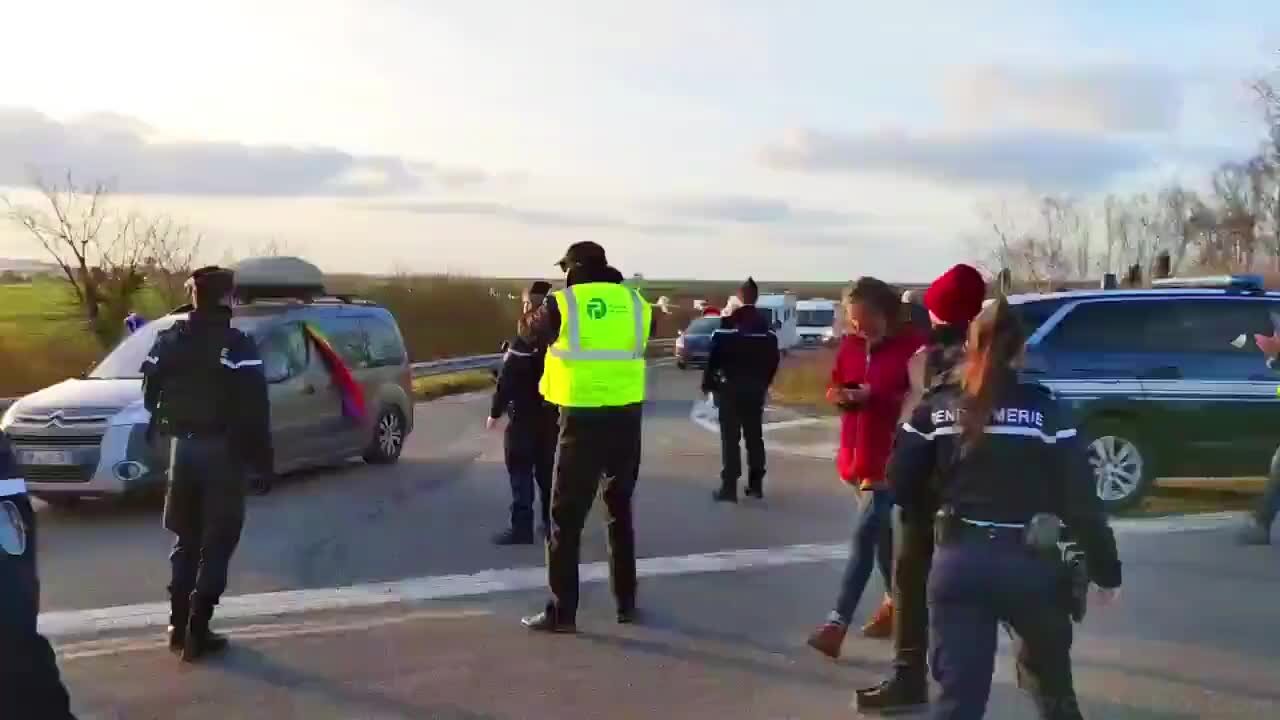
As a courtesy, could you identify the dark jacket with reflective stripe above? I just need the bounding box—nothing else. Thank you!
[888,373,1121,588]
[490,337,549,421]
[702,305,780,396]
[142,308,273,473]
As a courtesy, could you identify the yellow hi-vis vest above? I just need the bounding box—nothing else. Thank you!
[539,282,652,408]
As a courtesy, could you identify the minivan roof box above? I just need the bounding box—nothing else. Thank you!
[1150,274,1264,292]
[232,256,326,302]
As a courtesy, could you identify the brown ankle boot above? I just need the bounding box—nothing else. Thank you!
[861,598,894,638]
[807,622,847,659]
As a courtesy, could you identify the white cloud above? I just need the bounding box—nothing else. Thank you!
[0,107,423,197]
[943,64,1186,134]
[372,201,708,237]
[663,195,863,227]
[760,127,1155,190]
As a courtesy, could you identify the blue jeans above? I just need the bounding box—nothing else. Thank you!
[832,487,894,625]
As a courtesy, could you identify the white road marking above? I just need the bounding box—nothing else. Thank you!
[761,417,822,431]
[40,516,1241,641]
[57,608,492,661]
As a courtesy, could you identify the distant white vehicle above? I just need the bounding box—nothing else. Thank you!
[756,293,798,352]
[796,298,838,346]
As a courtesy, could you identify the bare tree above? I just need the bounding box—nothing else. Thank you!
[3,173,203,345]
[3,174,113,332]
[1154,184,1204,274]
[218,236,292,266]
[144,216,204,308]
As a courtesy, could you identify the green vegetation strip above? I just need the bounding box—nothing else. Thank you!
[412,371,495,402]
[1118,478,1264,518]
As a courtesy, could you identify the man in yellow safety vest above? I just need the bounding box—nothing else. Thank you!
[520,241,653,632]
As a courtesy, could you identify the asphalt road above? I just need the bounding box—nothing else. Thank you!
[31,364,1280,719]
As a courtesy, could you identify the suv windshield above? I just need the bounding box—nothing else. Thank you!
[686,317,722,334]
[87,314,270,379]
[797,309,834,327]
[88,317,180,379]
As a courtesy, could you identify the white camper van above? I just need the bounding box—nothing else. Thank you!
[756,293,799,352]
[796,298,838,346]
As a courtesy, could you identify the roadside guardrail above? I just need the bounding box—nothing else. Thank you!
[0,339,680,411]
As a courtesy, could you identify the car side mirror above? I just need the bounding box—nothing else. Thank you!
[263,353,291,384]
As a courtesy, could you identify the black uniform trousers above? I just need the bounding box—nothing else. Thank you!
[505,404,559,534]
[163,436,247,615]
[717,387,766,494]
[930,535,1080,720]
[891,509,935,680]
[545,406,642,621]
[1,494,77,719]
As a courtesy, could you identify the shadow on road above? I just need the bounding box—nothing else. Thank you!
[215,645,502,720]
[580,628,857,690]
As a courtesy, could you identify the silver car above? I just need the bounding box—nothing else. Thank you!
[1,296,415,507]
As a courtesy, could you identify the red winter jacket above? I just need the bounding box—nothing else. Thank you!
[831,328,926,488]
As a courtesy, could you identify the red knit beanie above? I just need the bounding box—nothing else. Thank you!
[924,264,986,325]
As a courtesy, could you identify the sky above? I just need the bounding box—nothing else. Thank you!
[0,0,1277,282]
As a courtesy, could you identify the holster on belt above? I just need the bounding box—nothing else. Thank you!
[1061,543,1089,623]
[933,506,963,545]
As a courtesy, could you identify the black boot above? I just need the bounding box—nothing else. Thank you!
[182,600,229,662]
[493,527,535,545]
[167,596,189,654]
[854,671,928,714]
[712,486,738,503]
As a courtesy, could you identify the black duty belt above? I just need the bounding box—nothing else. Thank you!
[937,515,1027,546]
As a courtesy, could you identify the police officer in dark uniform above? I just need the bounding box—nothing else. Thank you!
[704,277,779,502]
[858,264,985,713]
[488,281,559,545]
[887,298,1122,720]
[142,266,273,662]
[1,430,78,718]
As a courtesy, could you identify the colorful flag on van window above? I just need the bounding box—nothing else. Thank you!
[303,323,367,423]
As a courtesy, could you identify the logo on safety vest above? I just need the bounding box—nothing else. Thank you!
[586,298,608,320]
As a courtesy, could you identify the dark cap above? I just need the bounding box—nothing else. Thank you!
[184,265,235,298]
[555,241,607,271]
[528,280,552,297]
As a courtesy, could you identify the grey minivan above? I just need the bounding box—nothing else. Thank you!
[0,261,415,506]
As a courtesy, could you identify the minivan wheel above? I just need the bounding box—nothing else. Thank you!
[1085,426,1154,513]
[364,408,406,465]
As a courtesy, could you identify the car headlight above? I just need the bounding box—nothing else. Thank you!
[113,460,149,482]
[0,401,16,429]
[110,401,151,427]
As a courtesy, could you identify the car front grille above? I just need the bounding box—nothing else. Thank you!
[8,433,106,449]
[22,466,93,483]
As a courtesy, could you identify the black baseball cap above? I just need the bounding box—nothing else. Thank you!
[555,241,607,271]
[184,265,235,297]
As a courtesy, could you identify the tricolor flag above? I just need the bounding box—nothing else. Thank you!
[303,323,367,423]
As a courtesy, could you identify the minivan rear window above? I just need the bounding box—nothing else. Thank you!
[363,316,407,367]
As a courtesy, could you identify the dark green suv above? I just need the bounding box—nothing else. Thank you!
[1012,275,1280,511]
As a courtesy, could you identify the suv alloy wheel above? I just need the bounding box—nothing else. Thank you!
[1086,426,1153,512]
